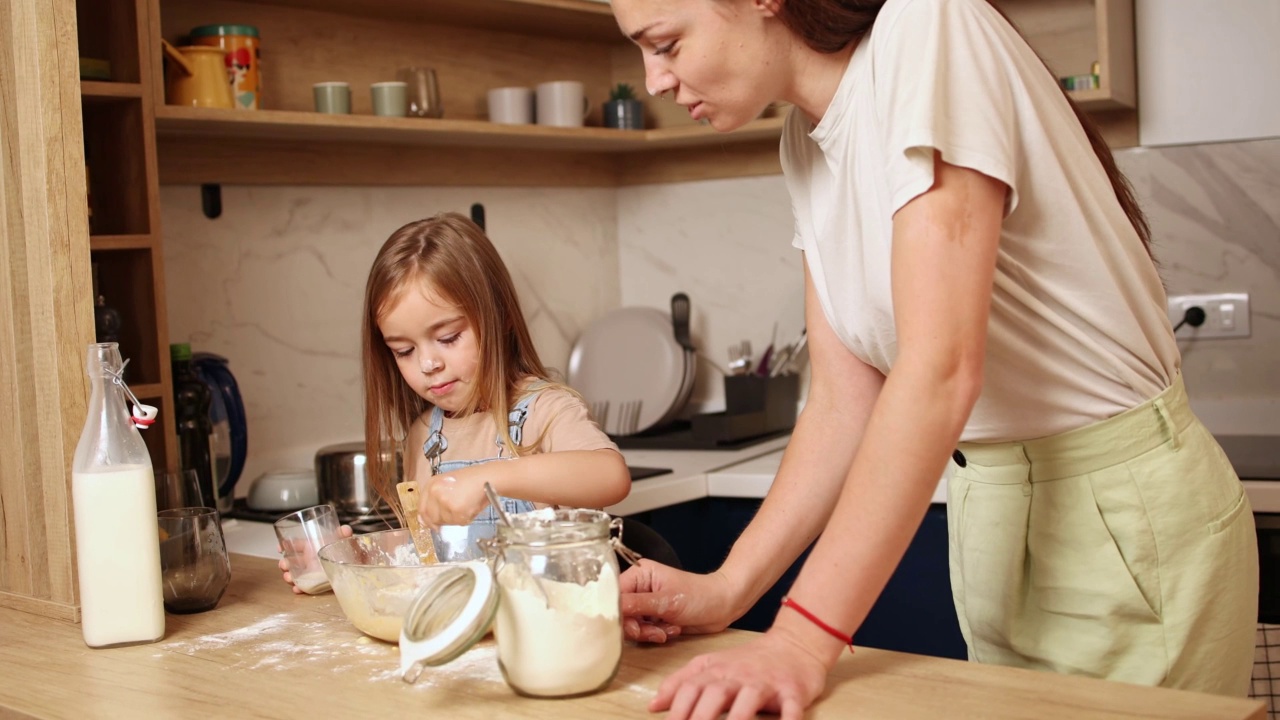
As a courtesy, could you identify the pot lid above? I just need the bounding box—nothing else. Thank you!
[399,561,497,683]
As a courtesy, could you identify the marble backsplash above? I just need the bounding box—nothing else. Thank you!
[161,136,1280,489]
[1116,138,1280,431]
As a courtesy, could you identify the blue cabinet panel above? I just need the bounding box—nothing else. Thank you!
[635,500,967,660]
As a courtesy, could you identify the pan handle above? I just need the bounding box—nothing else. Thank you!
[670,293,694,352]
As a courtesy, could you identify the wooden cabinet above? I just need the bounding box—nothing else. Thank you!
[0,0,175,623]
[81,0,177,472]
[148,0,1138,188]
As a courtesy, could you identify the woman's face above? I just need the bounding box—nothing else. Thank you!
[378,282,479,415]
[612,0,783,131]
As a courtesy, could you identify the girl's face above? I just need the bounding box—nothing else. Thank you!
[379,282,479,415]
[612,0,783,131]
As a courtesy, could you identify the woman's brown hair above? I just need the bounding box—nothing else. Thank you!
[361,212,549,518]
[773,0,1153,256]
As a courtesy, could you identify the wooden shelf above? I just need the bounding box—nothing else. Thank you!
[80,81,144,99]
[130,382,164,400]
[203,0,621,41]
[90,233,152,251]
[154,105,782,153]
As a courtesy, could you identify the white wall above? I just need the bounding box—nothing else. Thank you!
[1137,0,1280,146]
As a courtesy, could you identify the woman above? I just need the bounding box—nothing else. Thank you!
[609,0,1257,717]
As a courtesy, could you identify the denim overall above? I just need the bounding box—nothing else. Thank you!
[421,391,540,561]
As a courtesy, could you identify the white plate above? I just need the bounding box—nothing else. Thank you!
[568,307,689,436]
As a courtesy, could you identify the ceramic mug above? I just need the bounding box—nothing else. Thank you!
[535,81,589,128]
[313,82,351,114]
[487,86,534,125]
[370,81,407,117]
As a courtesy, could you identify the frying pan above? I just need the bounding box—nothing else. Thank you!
[567,293,695,437]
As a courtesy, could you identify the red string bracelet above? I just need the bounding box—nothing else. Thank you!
[780,596,855,655]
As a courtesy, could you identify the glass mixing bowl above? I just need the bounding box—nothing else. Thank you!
[318,528,452,642]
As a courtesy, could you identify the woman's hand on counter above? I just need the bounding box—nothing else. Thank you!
[649,627,827,720]
[619,561,737,642]
[277,525,354,594]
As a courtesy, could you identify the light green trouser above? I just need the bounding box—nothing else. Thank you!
[947,375,1257,696]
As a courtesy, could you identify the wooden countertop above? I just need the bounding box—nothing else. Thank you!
[0,555,1263,719]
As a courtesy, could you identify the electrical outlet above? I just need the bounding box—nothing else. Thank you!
[1167,292,1251,339]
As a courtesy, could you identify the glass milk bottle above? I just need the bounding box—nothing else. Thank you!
[72,342,165,647]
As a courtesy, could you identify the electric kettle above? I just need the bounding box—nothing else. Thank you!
[194,352,247,513]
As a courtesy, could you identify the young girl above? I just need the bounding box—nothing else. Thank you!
[280,212,629,588]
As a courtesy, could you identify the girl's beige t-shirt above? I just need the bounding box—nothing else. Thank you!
[419,384,619,466]
[780,0,1180,442]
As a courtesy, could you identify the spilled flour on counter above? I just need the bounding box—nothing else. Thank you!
[153,611,505,689]
[372,642,504,689]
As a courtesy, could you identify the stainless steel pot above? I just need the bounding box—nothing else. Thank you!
[314,441,400,523]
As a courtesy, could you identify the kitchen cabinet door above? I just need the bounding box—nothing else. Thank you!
[637,500,967,660]
[1136,0,1280,146]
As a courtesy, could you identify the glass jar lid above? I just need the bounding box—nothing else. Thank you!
[398,561,497,683]
[189,24,259,38]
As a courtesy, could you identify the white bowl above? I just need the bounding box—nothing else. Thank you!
[319,529,450,642]
[246,468,318,511]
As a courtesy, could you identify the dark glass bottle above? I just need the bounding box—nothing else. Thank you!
[171,342,216,510]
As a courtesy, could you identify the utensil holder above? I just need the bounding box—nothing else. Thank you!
[691,373,800,444]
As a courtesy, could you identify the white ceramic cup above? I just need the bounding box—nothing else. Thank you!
[487,86,534,125]
[535,80,589,128]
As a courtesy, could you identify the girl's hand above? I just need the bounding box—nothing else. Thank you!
[417,469,487,529]
[620,561,738,643]
[277,524,353,594]
[649,628,829,720]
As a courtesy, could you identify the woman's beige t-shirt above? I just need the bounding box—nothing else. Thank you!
[781,0,1180,442]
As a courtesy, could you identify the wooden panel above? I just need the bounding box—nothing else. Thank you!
[80,80,144,98]
[90,233,154,251]
[619,140,783,187]
[154,105,655,151]
[0,554,1267,720]
[82,98,151,234]
[158,0,620,125]
[228,0,621,42]
[135,0,177,472]
[995,0,1135,112]
[1,0,95,621]
[154,105,783,151]
[157,135,620,186]
[1091,108,1139,149]
[91,249,160,386]
[74,0,141,82]
[1099,0,1136,108]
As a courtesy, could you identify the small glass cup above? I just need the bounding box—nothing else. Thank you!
[158,507,232,614]
[155,469,204,512]
[397,67,442,118]
[274,504,342,594]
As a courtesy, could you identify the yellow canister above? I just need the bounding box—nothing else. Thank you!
[189,24,261,110]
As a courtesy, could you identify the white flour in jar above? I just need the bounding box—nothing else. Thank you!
[493,561,621,696]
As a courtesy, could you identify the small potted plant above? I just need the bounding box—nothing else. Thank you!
[603,82,644,130]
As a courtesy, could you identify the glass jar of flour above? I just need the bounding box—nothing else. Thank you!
[399,508,636,698]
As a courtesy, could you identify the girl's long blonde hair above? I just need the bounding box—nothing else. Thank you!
[361,212,550,516]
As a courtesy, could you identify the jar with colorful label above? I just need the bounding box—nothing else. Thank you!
[189,24,261,110]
